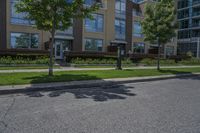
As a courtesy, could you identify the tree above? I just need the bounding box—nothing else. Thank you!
[141,0,177,70]
[15,0,100,76]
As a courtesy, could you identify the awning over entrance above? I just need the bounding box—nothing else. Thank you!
[55,35,74,40]
[110,40,128,46]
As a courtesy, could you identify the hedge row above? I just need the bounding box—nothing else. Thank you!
[0,56,50,65]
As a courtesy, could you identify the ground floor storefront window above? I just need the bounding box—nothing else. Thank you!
[166,46,174,56]
[133,43,145,54]
[84,38,103,52]
[10,32,39,49]
[177,42,198,56]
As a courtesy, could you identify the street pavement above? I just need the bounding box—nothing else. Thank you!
[0,65,200,73]
[0,76,200,133]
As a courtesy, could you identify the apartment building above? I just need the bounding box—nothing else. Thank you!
[0,0,176,59]
[177,0,200,57]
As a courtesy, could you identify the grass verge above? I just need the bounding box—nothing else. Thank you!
[0,67,199,86]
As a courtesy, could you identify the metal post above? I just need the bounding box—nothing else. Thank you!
[157,37,161,71]
[197,38,200,58]
[116,44,122,70]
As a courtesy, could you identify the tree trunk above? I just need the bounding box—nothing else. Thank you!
[157,37,161,71]
[49,29,55,76]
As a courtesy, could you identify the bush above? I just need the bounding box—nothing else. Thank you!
[70,57,132,65]
[139,58,200,66]
[180,58,200,65]
[0,56,50,65]
[139,58,177,66]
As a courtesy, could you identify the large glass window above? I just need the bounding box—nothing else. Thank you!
[133,9,142,17]
[178,0,189,9]
[133,43,145,54]
[10,0,34,25]
[115,18,126,40]
[177,9,189,19]
[84,38,103,52]
[84,0,99,5]
[10,32,39,49]
[133,21,143,37]
[85,14,104,32]
[115,0,126,15]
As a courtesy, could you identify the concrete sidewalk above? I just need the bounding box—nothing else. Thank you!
[0,65,200,73]
[0,73,199,95]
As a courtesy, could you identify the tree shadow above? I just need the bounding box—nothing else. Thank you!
[14,69,200,102]
[158,69,192,75]
[23,74,102,84]
[24,84,136,102]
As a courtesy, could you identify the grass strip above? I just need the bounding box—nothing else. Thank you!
[0,67,199,86]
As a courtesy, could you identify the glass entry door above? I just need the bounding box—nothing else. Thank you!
[55,42,62,59]
[55,39,72,60]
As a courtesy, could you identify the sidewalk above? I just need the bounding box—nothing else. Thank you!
[0,73,199,95]
[0,65,200,73]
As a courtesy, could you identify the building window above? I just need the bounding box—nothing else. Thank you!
[133,21,143,37]
[84,38,103,52]
[132,9,142,17]
[10,32,39,49]
[85,14,104,32]
[166,46,174,56]
[115,0,126,16]
[10,0,34,25]
[115,18,126,40]
[133,43,145,53]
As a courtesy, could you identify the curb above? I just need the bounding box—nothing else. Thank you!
[0,73,199,95]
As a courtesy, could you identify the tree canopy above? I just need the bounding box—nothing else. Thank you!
[15,0,99,33]
[141,0,177,44]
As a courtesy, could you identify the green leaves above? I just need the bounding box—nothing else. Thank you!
[15,0,100,32]
[141,0,177,44]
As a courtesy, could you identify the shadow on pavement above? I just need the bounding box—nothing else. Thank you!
[1,69,199,101]
[24,84,136,102]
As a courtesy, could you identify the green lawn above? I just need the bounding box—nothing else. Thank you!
[0,67,200,86]
[0,66,60,70]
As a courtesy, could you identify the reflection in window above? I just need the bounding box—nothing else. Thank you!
[115,18,126,40]
[84,38,103,52]
[10,0,34,25]
[85,14,104,32]
[133,43,145,54]
[115,0,126,15]
[11,33,39,49]
[133,21,143,37]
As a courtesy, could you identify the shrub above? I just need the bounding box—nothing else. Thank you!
[180,58,200,65]
[70,57,132,65]
[0,56,50,65]
[140,58,176,66]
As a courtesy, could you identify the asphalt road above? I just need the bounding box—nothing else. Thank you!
[0,76,200,133]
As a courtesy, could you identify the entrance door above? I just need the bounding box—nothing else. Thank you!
[55,39,72,60]
[55,42,62,59]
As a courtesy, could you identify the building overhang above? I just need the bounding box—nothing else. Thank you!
[110,40,128,45]
[55,35,74,40]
